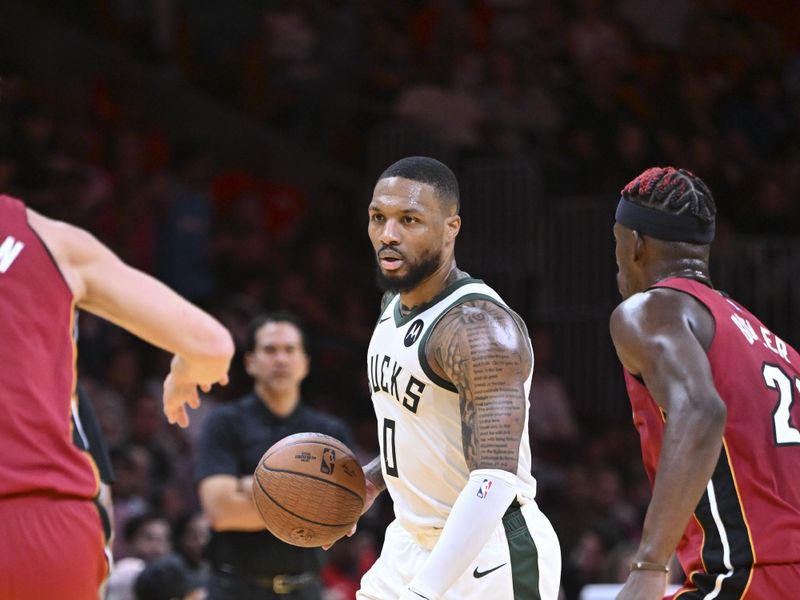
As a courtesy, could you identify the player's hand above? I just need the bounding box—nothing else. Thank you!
[322,522,357,551]
[323,476,383,550]
[162,357,229,428]
[615,570,668,600]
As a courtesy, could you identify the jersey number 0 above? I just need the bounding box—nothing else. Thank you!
[383,418,399,477]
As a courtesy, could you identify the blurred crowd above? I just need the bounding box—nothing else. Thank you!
[4,0,800,598]
[41,0,800,234]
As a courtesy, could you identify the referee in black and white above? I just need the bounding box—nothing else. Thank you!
[196,312,353,600]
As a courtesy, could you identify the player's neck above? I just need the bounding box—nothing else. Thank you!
[254,384,300,418]
[648,258,713,289]
[398,261,464,314]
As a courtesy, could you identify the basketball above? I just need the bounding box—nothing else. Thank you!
[252,432,366,547]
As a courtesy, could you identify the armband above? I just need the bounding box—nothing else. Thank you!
[631,561,669,573]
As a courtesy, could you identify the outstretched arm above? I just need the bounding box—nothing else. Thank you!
[404,300,530,600]
[29,209,234,427]
[611,289,726,600]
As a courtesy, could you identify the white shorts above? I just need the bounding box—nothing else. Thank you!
[357,500,561,600]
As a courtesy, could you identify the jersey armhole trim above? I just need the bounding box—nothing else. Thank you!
[393,277,484,327]
[24,209,75,302]
[417,292,508,394]
[647,283,717,351]
[375,292,398,326]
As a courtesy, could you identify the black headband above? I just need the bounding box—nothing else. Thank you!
[615,197,715,244]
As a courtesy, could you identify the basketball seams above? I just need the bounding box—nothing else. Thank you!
[253,435,366,547]
[259,464,365,503]
[253,475,356,528]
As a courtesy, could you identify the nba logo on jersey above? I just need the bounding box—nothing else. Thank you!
[477,479,492,499]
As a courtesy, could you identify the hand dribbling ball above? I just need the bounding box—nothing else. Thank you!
[252,432,366,547]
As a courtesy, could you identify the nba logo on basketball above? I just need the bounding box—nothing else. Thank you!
[477,479,492,499]
[320,448,336,475]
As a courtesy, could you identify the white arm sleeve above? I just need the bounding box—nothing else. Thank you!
[405,468,518,600]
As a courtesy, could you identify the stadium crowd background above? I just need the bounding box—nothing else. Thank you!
[1,1,798,598]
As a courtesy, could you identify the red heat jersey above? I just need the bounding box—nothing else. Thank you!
[625,277,800,596]
[0,195,99,499]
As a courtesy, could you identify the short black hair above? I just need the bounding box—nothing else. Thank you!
[124,512,169,543]
[379,156,460,214]
[246,311,307,353]
[171,511,200,551]
[621,167,716,224]
[134,555,200,600]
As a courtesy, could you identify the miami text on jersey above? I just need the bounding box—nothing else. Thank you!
[0,235,25,273]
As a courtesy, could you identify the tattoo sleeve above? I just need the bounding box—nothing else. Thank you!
[430,301,531,472]
[363,455,387,491]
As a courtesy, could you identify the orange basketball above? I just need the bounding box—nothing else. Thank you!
[252,432,366,547]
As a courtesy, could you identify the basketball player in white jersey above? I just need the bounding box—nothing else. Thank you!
[353,157,561,599]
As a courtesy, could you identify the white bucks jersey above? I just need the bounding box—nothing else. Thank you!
[367,278,538,532]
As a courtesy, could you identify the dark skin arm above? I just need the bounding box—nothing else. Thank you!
[427,300,531,473]
[610,288,727,600]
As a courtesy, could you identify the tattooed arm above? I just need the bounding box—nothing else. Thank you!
[430,300,531,472]
[402,300,532,600]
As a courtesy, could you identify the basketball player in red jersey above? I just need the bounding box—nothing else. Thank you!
[0,194,234,600]
[610,167,800,599]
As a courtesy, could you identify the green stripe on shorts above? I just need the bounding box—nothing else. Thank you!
[503,503,540,600]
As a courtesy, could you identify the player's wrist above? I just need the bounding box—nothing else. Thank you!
[168,355,195,383]
[364,477,383,496]
[630,560,669,573]
[632,544,671,567]
[363,458,386,492]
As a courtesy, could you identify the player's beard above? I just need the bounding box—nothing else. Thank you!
[375,247,442,294]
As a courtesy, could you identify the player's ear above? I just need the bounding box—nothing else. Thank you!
[632,230,645,261]
[445,215,460,241]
